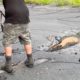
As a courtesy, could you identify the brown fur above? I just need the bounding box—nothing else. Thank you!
[48,36,79,51]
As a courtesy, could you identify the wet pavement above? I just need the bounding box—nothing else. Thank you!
[0,5,80,80]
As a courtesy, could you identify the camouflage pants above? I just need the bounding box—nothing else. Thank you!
[2,23,31,47]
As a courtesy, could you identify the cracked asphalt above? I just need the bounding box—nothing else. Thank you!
[0,5,80,80]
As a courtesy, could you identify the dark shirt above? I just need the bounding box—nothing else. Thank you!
[3,0,30,24]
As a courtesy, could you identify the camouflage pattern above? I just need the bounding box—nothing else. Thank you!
[2,23,31,47]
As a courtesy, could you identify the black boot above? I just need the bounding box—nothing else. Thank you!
[24,54,34,68]
[1,56,14,73]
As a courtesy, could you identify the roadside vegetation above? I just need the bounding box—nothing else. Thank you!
[0,0,80,7]
[25,0,80,7]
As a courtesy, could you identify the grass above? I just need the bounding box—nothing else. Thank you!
[0,0,80,6]
[55,0,80,7]
[25,0,80,6]
[25,0,54,5]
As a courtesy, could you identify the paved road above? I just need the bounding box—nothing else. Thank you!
[0,5,80,80]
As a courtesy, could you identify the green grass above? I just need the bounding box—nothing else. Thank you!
[55,0,80,6]
[25,0,80,6]
[0,0,80,6]
[25,0,54,5]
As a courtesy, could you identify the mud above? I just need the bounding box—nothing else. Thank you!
[0,72,7,80]
[0,5,80,80]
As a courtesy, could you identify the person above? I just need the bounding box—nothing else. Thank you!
[1,0,34,73]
